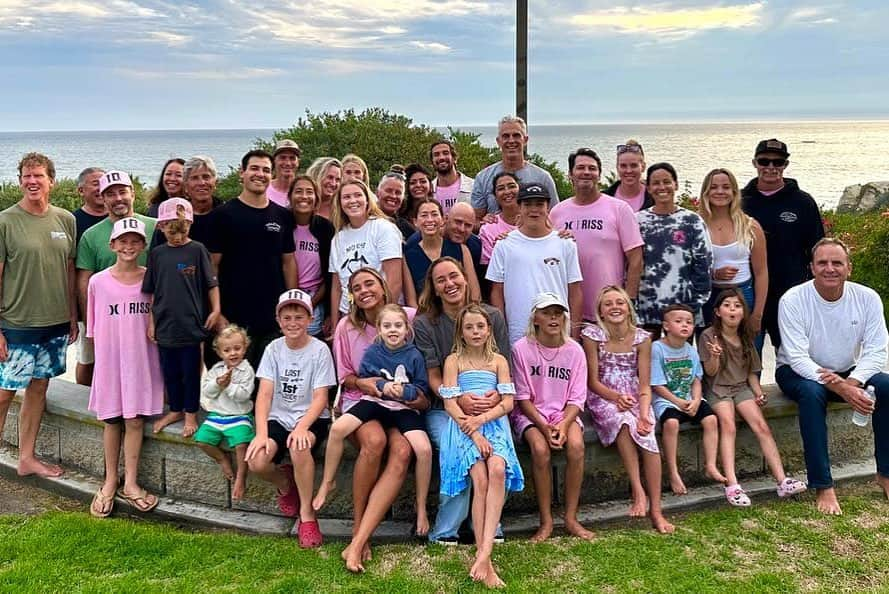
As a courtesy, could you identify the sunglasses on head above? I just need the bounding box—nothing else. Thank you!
[756,157,787,167]
[617,144,643,155]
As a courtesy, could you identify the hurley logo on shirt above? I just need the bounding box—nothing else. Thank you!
[529,365,572,381]
[108,301,151,315]
[561,219,603,231]
[265,222,282,233]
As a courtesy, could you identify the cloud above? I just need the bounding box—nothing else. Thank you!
[566,2,764,39]
[315,57,436,75]
[143,30,191,46]
[785,7,838,25]
[118,66,283,80]
[409,40,452,53]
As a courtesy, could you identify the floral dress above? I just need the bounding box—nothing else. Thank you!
[582,325,659,453]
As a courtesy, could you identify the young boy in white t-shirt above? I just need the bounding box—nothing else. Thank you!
[245,289,335,549]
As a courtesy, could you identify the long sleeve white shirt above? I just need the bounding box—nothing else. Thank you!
[777,280,888,384]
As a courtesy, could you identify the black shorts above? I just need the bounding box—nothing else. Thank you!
[267,418,331,464]
[346,399,425,435]
[659,400,715,425]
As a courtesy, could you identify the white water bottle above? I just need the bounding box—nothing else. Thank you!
[852,386,877,427]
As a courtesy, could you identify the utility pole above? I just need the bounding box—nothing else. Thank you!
[516,0,528,123]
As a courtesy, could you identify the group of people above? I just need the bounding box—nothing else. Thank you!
[1,116,888,588]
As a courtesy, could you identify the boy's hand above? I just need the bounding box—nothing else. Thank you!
[287,427,312,451]
[147,321,156,343]
[245,434,273,461]
[216,369,232,388]
[549,421,569,449]
[685,399,700,417]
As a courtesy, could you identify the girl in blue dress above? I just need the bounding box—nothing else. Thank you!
[440,304,524,589]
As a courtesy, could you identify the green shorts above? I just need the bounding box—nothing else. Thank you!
[193,413,255,448]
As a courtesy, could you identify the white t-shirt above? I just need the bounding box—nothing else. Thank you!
[777,280,889,385]
[486,229,582,344]
[256,336,336,430]
[329,217,403,313]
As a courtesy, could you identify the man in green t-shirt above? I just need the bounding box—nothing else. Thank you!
[0,153,77,478]
[75,171,156,386]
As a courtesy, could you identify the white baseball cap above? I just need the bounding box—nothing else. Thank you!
[99,170,133,194]
[531,291,568,312]
[276,289,313,316]
[110,217,146,241]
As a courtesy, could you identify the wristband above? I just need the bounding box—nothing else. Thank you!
[497,382,516,395]
[439,386,461,399]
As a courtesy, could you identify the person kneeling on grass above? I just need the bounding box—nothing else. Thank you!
[652,304,726,496]
[313,304,433,537]
[195,325,256,501]
[699,289,806,507]
[245,289,336,548]
[509,292,595,542]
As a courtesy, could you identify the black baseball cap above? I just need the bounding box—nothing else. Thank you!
[754,139,790,158]
[517,183,550,202]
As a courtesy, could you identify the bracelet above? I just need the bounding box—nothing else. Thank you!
[496,382,516,395]
[439,385,461,399]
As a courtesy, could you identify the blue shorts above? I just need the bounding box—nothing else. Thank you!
[0,324,68,390]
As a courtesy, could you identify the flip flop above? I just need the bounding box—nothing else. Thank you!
[298,519,323,548]
[90,489,114,518]
[117,488,159,512]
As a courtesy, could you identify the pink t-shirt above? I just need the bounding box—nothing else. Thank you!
[615,185,646,212]
[266,184,290,208]
[86,269,164,421]
[435,179,462,217]
[549,195,643,322]
[293,224,323,293]
[479,214,517,265]
[333,307,416,412]
[509,336,587,436]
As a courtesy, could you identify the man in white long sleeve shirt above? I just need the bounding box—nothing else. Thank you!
[775,238,889,515]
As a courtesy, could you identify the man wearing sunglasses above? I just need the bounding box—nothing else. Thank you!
[741,138,824,352]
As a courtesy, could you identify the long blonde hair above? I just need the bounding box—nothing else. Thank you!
[594,285,638,340]
[452,304,498,366]
[698,168,755,250]
[331,179,387,231]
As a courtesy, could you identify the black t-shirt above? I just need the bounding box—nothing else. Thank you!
[142,241,218,347]
[73,208,107,244]
[205,198,295,335]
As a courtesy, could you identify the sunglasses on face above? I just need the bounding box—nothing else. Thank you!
[617,144,643,155]
[756,157,787,167]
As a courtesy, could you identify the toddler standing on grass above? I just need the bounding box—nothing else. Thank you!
[651,304,725,495]
[144,198,220,437]
[195,325,256,501]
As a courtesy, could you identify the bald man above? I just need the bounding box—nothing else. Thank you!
[442,202,486,298]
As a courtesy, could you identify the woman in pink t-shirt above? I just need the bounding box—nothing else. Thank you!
[605,140,654,212]
[479,172,520,265]
[510,292,595,542]
[332,267,426,573]
[289,175,335,338]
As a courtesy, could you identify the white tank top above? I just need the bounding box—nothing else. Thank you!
[711,241,752,285]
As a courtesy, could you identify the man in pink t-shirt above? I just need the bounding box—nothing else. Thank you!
[549,148,643,323]
[430,139,473,217]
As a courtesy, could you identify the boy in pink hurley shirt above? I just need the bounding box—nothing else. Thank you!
[510,292,594,542]
[549,148,643,322]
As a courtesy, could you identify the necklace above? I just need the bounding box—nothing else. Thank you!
[536,341,562,362]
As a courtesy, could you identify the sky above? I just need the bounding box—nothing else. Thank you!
[1,0,887,131]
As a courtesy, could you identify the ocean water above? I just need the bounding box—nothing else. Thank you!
[2,121,888,208]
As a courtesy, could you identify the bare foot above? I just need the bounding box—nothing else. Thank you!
[182,413,198,438]
[312,479,335,511]
[482,561,505,589]
[470,557,488,582]
[629,494,648,517]
[152,411,183,434]
[415,510,430,537]
[232,476,247,501]
[876,475,889,499]
[815,488,843,515]
[17,457,63,478]
[651,512,675,534]
[529,521,553,543]
[669,473,688,496]
[219,455,235,481]
[362,543,372,562]
[704,464,728,485]
[565,519,595,540]
[342,544,365,573]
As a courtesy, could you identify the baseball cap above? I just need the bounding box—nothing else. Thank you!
[754,139,790,158]
[110,217,146,241]
[157,197,194,222]
[531,291,568,312]
[273,139,301,157]
[517,183,550,202]
[276,289,313,316]
[99,170,133,194]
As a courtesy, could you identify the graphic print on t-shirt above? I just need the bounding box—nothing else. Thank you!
[107,299,151,316]
[528,364,572,381]
[279,367,306,402]
[340,242,370,275]
[663,355,693,401]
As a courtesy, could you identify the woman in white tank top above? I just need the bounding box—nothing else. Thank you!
[698,169,768,336]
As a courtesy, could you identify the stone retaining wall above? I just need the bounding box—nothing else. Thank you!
[1,379,875,521]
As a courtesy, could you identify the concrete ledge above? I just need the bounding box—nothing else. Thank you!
[0,379,875,523]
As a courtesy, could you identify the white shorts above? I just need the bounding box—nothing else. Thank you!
[76,321,95,365]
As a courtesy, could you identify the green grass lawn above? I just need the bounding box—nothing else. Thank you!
[2,481,889,593]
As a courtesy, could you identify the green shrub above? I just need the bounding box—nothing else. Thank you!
[0,178,149,214]
[823,210,889,314]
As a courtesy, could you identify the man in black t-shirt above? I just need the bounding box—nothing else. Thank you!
[741,138,824,351]
[205,150,298,369]
[72,167,107,386]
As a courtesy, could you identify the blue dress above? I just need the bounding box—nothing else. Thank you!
[438,370,525,497]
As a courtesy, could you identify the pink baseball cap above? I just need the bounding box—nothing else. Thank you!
[157,197,194,222]
[276,289,313,316]
[99,170,133,194]
[110,217,146,241]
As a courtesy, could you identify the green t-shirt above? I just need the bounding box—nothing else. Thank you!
[76,213,157,272]
[0,203,77,328]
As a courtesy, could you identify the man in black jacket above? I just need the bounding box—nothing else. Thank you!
[741,138,824,351]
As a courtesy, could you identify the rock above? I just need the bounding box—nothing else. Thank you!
[837,182,889,213]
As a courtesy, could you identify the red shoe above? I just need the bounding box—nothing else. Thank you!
[298,519,323,548]
[276,465,299,517]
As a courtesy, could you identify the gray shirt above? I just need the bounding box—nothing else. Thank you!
[413,303,511,408]
[470,161,560,214]
[256,336,335,429]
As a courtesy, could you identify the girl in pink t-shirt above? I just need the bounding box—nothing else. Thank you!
[510,292,594,542]
[86,217,164,518]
